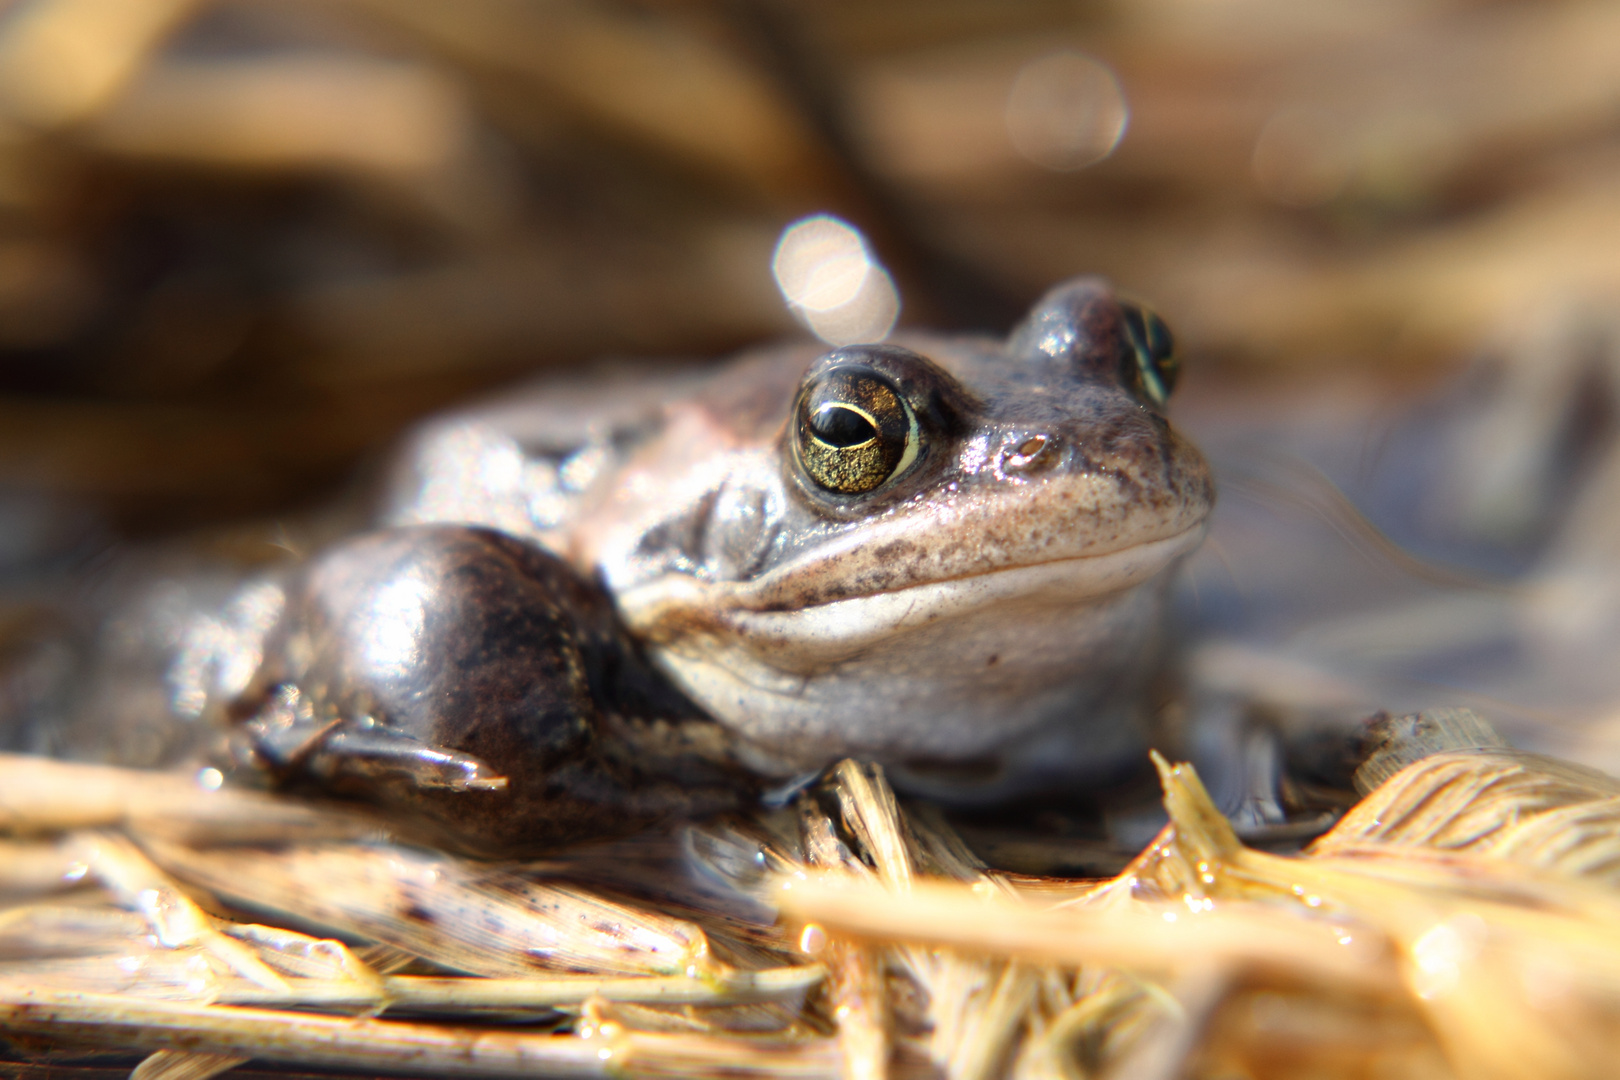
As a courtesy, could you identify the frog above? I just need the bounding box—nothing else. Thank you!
[198,276,1212,853]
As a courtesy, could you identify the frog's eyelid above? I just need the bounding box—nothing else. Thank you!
[893,398,921,478]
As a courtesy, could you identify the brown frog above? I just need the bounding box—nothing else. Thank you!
[203,277,1212,851]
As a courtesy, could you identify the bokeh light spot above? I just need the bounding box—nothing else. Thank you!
[772,215,899,346]
[1005,51,1128,172]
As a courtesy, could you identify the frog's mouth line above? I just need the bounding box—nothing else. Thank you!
[620,523,1205,653]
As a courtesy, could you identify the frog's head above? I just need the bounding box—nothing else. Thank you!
[598,277,1214,788]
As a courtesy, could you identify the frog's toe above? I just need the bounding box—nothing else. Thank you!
[231,675,508,796]
[311,722,510,792]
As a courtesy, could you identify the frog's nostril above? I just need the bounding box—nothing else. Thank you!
[1003,435,1057,473]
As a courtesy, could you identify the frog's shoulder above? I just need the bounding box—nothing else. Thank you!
[378,344,826,546]
[380,360,713,543]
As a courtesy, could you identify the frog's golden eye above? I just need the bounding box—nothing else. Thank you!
[1120,301,1179,408]
[793,368,920,495]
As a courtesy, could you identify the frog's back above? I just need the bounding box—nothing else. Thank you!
[380,352,818,554]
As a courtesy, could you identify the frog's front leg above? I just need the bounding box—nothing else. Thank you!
[229,525,747,854]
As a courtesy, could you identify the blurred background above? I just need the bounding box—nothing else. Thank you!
[2,8,1619,1066]
[0,0,1618,601]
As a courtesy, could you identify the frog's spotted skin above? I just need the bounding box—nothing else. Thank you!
[388,278,1213,796]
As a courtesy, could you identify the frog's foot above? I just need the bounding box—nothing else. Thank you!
[226,525,747,854]
[235,686,509,794]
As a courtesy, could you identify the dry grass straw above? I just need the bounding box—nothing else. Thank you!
[4,739,1620,1077]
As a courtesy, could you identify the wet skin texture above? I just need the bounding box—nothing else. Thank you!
[227,278,1213,851]
[236,527,747,852]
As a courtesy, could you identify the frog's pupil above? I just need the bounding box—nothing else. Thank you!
[811,403,877,448]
